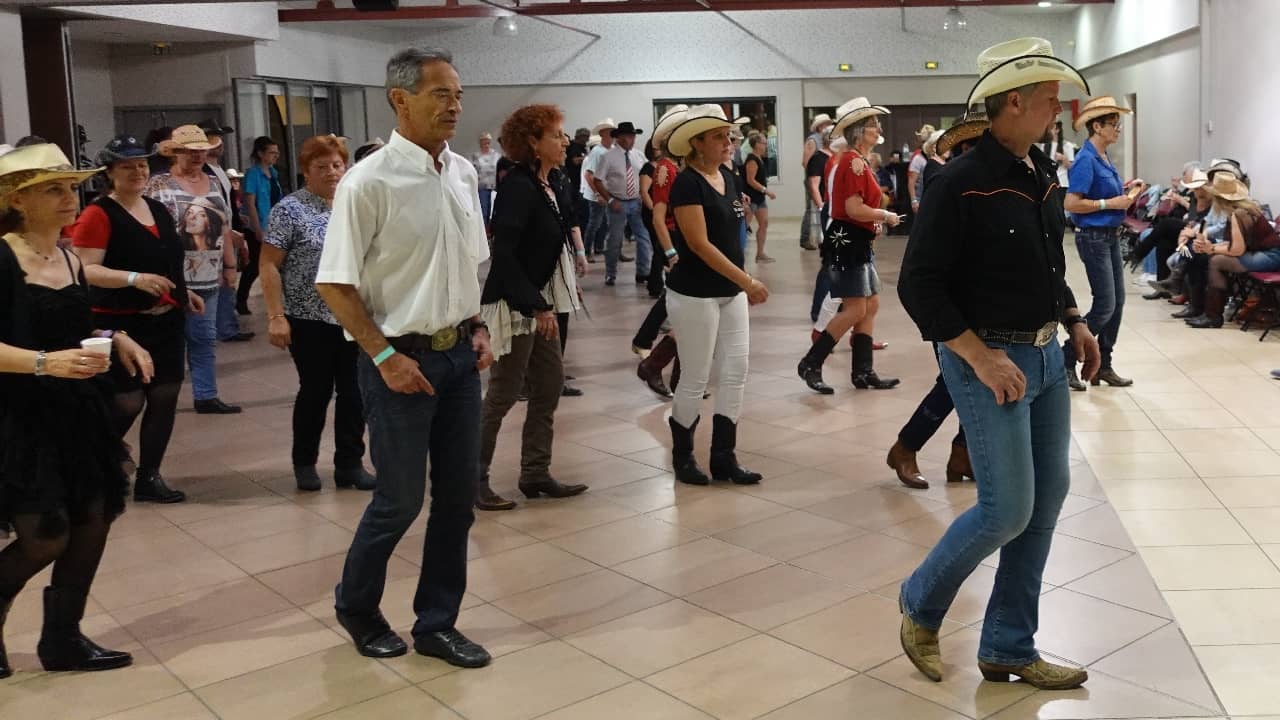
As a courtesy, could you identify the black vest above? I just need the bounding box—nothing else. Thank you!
[90,196,188,313]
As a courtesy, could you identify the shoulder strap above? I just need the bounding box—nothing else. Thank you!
[58,246,85,286]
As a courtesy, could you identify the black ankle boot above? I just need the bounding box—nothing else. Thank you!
[0,589,15,679]
[669,416,710,486]
[798,331,836,394]
[851,333,899,389]
[709,415,762,485]
[37,586,132,672]
[133,469,185,504]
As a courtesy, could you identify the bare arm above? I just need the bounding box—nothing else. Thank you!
[652,202,674,253]
[844,193,895,225]
[1218,213,1248,257]
[744,159,767,194]
[801,138,816,169]
[640,174,655,211]
[1064,191,1132,214]
[807,176,823,207]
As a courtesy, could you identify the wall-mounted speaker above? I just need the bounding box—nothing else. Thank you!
[352,0,399,11]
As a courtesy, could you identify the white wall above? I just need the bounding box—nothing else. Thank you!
[70,40,116,159]
[0,7,29,142]
[63,2,279,41]
[110,42,255,120]
[254,26,392,86]
[1073,0,1200,69]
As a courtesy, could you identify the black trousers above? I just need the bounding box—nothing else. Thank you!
[287,316,366,469]
[1130,216,1185,281]
[236,230,262,308]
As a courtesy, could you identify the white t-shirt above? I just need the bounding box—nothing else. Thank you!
[580,144,609,202]
[1040,141,1077,188]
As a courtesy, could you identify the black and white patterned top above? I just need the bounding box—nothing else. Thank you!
[263,189,336,324]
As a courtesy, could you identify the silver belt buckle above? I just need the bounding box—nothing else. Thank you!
[1033,322,1057,347]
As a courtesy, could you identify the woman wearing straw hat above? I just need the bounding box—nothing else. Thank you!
[799,113,833,251]
[1184,174,1280,328]
[796,97,901,395]
[907,123,935,215]
[0,144,154,678]
[663,105,768,486]
[1061,96,1139,391]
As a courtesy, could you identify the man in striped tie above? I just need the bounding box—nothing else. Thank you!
[597,121,653,287]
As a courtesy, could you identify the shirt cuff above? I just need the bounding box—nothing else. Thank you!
[313,270,359,287]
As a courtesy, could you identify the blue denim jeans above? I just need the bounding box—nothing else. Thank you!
[216,283,241,340]
[586,200,610,255]
[185,287,220,401]
[607,198,652,279]
[901,340,1071,666]
[1063,227,1124,370]
[335,341,479,638]
[478,188,493,224]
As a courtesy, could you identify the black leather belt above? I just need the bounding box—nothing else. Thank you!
[976,322,1059,348]
[388,323,469,353]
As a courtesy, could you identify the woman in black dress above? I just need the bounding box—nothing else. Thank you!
[0,144,154,678]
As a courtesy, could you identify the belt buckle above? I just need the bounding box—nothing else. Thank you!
[431,327,457,352]
[1034,322,1057,347]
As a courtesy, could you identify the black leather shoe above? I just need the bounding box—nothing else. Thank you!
[1142,290,1172,300]
[37,587,132,672]
[561,384,584,397]
[414,628,491,668]
[294,465,322,492]
[221,332,255,342]
[1171,306,1201,319]
[638,364,674,399]
[605,276,616,286]
[1186,315,1224,329]
[0,592,14,679]
[518,477,588,499]
[851,372,900,390]
[334,466,376,490]
[134,470,186,504]
[336,610,407,658]
[194,398,242,414]
[476,487,517,511]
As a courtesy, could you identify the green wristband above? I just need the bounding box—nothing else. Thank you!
[372,346,396,367]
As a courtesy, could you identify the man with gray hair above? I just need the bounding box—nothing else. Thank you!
[316,46,494,669]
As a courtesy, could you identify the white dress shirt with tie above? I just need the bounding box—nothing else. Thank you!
[599,145,646,201]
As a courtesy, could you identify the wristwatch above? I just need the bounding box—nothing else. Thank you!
[1064,315,1087,329]
[34,351,48,376]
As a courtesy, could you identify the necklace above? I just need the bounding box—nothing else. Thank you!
[18,234,56,262]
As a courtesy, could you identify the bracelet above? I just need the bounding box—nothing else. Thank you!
[126,271,138,287]
[268,313,286,320]
[575,249,586,257]
[1064,315,1087,328]
[372,346,396,367]
[34,351,47,376]
[1098,198,1106,211]
[664,248,678,258]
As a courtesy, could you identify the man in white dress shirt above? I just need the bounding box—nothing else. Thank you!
[316,47,494,670]
[595,121,652,286]
[580,118,614,260]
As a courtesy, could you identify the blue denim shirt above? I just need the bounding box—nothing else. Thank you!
[1067,140,1124,229]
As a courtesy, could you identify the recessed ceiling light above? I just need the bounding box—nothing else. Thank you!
[1038,1,1053,7]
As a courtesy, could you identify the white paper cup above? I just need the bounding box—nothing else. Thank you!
[80,337,113,355]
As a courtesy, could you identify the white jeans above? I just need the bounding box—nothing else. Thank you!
[666,289,750,428]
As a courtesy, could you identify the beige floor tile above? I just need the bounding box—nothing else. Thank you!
[1055,503,1138,551]
[1090,624,1223,713]
[805,486,950,531]
[1145,407,1243,430]
[216,523,356,575]
[96,526,208,575]
[465,542,599,601]
[647,634,853,720]
[1182,449,1280,478]
[1229,506,1280,543]
[685,564,859,631]
[1089,452,1198,481]
[0,649,185,720]
[772,592,962,671]
[1035,589,1170,665]
[105,506,177,541]
[1130,391,1224,412]
[1065,555,1173,618]
[612,537,777,596]
[572,426,665,455]
[1070,409,1156,432]
[1141,545,1280,590]
[596,473,714,513]
[1165,588,1280,645]
[1074,429,1176,455]
[96,692,217,720]
[537,681,713,720]
[563,599,753,676]
[421,641,630,720]
[878,505,968,548]
[649,490,790,534]
[711,509,866,560]
[733,466,878,508]
[1117,508,1253,546]
[792,533,929,591]
[90,549,249,610]
[1163,427,1271,452]
[150,608,344,688]
[752,433,873,468]
[986,668,1221,719]
[493,569,671,637]
[1201,475,1280,508]
[194,645,409,720]
[113,578,293,647]
[547,455,673,491]
[313,686,461,719]
[1103,477,1223,510]
[255,551,418,607]
[1176,644,1280,716]
[1027,534,1133,586]
[758,675,970,719]
[490,495,638,540]
[181,503,332,549]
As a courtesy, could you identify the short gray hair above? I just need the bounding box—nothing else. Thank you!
[983,81,1042,120]
[1182,161,1201,175]
[842,116,877,147]
[385,47,454,109]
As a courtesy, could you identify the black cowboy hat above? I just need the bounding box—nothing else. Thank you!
[612,122,644,136]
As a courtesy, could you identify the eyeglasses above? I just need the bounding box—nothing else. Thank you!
[1104,121,1123,130]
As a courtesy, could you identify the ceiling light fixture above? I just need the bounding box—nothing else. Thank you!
[1038,1,1053,7]
[942,6,968,31]
[493,15,517,37]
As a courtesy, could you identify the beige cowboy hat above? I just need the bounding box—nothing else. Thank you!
[1181,168,1209,190]
[810,113,834,133]
[592,118,618,135]
[158,124,222,157]
[831,97,891,138]
[1204,172,1250,202]
[225,168,244,180]
[653,105,690,146]
[1073,95,1132,133]
[915,124,937,143]
[666,104,748,158]
[936,110,990,155]
[0,144,101,208]
[587,134,601,148]
[967,36,1089,109]
[922,128,945,155]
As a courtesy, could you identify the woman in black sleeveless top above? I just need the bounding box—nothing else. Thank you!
[0,144,155,678]
[73,135,193,505]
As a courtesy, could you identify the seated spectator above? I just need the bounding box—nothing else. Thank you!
[1185,173,1280,328]
[1133,164,1208,298]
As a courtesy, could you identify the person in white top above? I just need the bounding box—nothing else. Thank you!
[580,118,615,259]
[1040,120,1076,192]
[596,121,653,285]
[315,47,494,671]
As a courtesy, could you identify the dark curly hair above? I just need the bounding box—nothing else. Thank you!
[499,104,564,166]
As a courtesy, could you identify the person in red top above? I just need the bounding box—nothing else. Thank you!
[798,97,903,394]
[72,135,200,505]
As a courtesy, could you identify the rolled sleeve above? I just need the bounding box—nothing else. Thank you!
[316,178,377,288]
[898,172,970,342]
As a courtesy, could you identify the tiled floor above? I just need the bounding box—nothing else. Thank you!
[8,218,1280,718]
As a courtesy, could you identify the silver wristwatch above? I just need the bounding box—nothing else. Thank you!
[34,351,48,376]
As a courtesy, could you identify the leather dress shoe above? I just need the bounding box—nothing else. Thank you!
[1065,366,1087,391]
[978,657,1088,690]
[194,398,242,414]
[414,628,491,668]
[336,610,407,658]
[476,487,517,511]
[899,596,942,682]
[886,441,928,489]
[335,466,376,490]
[1171,305,1200,319]
[294,465,322,492]
[561,384,584,397]
[1142,290,1171,300]
[1091,368,1133,387]
[221,332,255,342]
[133,470,185,503]
[519,477,588,499]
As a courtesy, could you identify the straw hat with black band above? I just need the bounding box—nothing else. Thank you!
[0,144,101,209]
[810,113,833,133]
[157,125,221,157]
[936,111,990,156]
[915,124,936,144]
[1204,172,1250,202]
[831,97,891,140]
[967,36,1089,109]
[652,105,689,148]
[1073,96,1131,133]
[666,104,748,159]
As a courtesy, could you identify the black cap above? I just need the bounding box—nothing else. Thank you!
[199,119,235,136]
[97,134,155,165]
[612,122,644,136]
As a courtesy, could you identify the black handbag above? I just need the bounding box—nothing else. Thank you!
[822,218,875,269]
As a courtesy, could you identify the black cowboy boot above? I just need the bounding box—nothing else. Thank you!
[798,331,836,394]
[0,588,15,679]
[133,468,185,504]
[851,333,899,389]
[1187,287,1227,329]
[1173,282,1204,319]
[709,414,762,485]
[37,586,132,672]
[669,416,710,486]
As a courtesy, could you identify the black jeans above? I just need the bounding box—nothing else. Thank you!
[236,229,262,308]
[899,374,966,451]
[1130,216,1184,281]
[634,295,668,350]
[287,317,365,469]
[335,342,479,637]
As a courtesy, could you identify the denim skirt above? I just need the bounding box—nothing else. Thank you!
[827,260,880,298]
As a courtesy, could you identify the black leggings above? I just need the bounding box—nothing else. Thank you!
[236,230,262,308]
[112,381,182,475]
[0,508,111,599]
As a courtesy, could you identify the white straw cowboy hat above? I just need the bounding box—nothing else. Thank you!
[0,144,101,208]
[1181,168,1209,190]
[157,124,222,157]
[936,110,990,155]
[653,105,690,146]
[666,104,748,158]
[1073,95,1132,133]
[810,113,833,133]
[967,36,1089,109]
[915,124,937,142]
[592,118,618,135]
[922,128,945,155]
[831,97,891,138]
[1204,172,1250,202]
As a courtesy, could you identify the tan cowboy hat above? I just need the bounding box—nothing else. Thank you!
[967,36,1089,109]
[922,128,945,155]
[653,105,690,146]
[1073,95,1132,133]
[831,97,891,138]
[666,104,748,158]
[0,144,101,207]
[592,117,617,135]
[158,124,222,157]
[1204,172,1250,202]
[915,124,937,143]
[225,168,244,180]
[1181,168,1209,190]
[810,113,833,133]
[936,111,990,155]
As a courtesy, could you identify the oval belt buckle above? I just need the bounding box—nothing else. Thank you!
[431,327,457,352]
[1034,322,1056,347]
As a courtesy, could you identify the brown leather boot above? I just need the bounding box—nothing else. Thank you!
[886,441,927,489]
[946,442,973,483]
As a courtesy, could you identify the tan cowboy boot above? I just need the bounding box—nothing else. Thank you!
[978,657,1088,690]
[899,599,942,682]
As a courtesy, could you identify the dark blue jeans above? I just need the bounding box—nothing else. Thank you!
[899,372,966,451]
[902,341,1071,665]
[335,341,479,638]
[586,201,610,255]
[1063,226,1125,370]
[809,207,832,322]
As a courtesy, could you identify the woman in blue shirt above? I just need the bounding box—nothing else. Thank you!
[242,136,283,314]
[1062,96,1137,391]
